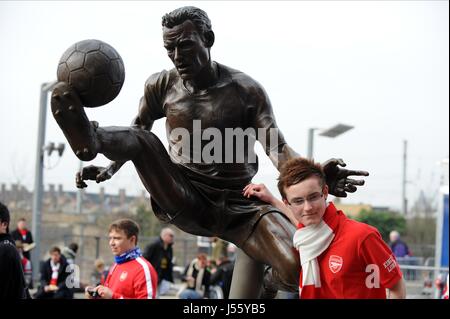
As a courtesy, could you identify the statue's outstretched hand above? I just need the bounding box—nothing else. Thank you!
[322,158,369,197]
[75,165,113,189]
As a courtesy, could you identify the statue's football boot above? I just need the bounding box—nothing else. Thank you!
[51,81,99,161]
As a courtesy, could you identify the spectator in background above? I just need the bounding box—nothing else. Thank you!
[389,230,411,258]
[210,255,234,299]
[11,217,35,288]
[211,237,228,262]
[443,274,449,299]
[62,242,79,265]
[435,273,448,299]
[15,241,33,288]
[90,258,109,287]
[390,230,416,280]
[226,242,237,262]
[0,202,30,299]
[178,253,211,299]
[85,219,158,299]
[34,246,72,299]
[143,227,175,296]
[10,217,34,260]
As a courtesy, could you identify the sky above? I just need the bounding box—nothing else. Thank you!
[0,1,448,211]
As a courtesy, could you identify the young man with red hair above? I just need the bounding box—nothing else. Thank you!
[244,158,406,299]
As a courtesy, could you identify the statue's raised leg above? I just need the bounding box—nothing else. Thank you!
[229,248,264,298]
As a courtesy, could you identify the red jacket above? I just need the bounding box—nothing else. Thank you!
[298,203,402,299]
[105,256,158,299]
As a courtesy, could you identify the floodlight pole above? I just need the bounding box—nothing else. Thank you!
[307,124,354,160]
[31,81,57,284]
[307,128,318,159]
[402,140,408,216]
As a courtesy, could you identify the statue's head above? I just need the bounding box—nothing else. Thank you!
[162,7,215,80]
[162,6,212,39]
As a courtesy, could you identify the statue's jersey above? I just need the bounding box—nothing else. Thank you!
[138,62,287,188]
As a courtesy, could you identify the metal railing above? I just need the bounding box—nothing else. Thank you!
[396,257,448,299]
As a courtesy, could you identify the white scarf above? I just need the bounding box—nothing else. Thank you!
[50,260,60,284]
[186,258,206,296]
[293,219,335,296]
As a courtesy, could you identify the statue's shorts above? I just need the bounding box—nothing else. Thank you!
[132,129,284,247]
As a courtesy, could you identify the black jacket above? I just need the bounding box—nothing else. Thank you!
[182,261,211,297]
[0,233,29,298]
[39,257,70,292]
[143,237,173,282]
[10,228,33,260]
[210,260,234,299]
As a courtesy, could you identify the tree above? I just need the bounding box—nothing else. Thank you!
[354,209,406,243]
[134,203,161,238]
[403,216,436,258]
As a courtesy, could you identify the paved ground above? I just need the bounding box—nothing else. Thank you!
[28,280,434,299]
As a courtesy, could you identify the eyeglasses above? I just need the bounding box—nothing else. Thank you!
[287,192,324,208]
